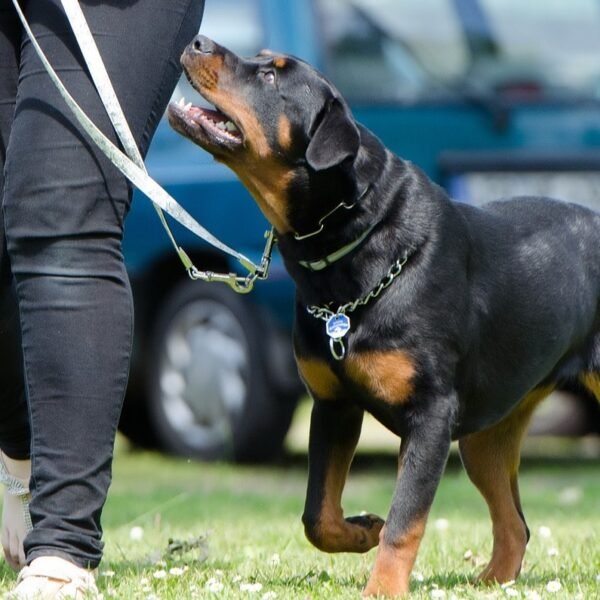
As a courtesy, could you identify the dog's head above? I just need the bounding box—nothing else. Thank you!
[167,36,361,234]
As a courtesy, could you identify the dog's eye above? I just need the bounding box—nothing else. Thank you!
[261,70,276,85]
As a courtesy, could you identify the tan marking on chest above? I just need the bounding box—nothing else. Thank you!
[296,357,341,400]
[345,351,416,404]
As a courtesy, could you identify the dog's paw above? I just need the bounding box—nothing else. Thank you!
[346,513,385,530]
[345,513,384,550]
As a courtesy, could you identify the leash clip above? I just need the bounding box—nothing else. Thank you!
[186,228,275,294]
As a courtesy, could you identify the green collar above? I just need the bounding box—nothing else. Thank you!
[297,222,377,271]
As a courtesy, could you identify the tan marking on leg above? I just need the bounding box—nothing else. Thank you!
[310,452,383,553]
[363,516,427,598]
[459,385,553,584]
[345,351,416,405]
[273,56,287,69]
[579,372,600,401]
[296,358,341,400]
[277,114,293,151]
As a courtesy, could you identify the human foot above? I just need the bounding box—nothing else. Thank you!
[6,556,99,599]
[0,452,31,570]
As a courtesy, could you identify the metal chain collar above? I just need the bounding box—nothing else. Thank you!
[306,252,409,360]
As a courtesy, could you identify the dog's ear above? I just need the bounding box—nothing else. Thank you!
[306,98,360,171]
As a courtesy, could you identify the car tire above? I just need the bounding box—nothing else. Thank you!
[144,278,297,462]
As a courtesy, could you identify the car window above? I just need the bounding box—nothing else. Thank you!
[315,0,468,102]
[316,0,600,102]
[171,0,264,104]
[476,0,600,97]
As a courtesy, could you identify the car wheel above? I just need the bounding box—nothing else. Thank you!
[144,278,297,462]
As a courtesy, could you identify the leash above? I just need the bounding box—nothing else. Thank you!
[10,0,274,294]
[307,252,409,360]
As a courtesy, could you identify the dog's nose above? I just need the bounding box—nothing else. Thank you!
[191,35,216,55]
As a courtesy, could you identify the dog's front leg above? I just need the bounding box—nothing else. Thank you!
[302,400,384,553]
[363,395,455,598]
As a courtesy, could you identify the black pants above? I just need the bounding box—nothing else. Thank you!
[0,0,203,567]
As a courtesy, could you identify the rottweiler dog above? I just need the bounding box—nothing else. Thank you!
[168,36,600,597]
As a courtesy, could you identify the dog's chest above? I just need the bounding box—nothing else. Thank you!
[296,350,416,406]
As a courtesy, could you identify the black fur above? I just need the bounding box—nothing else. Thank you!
[169,36,600,596]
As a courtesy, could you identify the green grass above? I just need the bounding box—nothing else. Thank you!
[0,438,598,599]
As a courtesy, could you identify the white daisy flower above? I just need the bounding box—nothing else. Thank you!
[205,578,224,593]
[434,518,449,531]
[546,580,561,593]
[129,526,144,541]
[240,582,263,593]
[537,526,551,539]
[268,553,281,567]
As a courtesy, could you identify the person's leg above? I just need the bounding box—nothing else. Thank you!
[3,0,204,569]
[0,0,31,463]
[0,1,34,572]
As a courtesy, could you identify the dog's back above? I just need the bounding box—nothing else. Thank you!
[451,197,600,431]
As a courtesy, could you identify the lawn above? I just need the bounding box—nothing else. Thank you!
[0,431,598,599]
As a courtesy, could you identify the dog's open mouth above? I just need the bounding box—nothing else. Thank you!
[167,97,243,151]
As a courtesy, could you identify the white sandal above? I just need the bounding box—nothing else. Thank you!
[6,556,99,599]
[0,452,32,570]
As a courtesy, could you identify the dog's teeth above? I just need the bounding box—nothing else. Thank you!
[178,97,186,107]
[216,121,227,130]
[184,102,192,111]
[225,121,239,132]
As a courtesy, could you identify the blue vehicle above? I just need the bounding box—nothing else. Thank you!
[120,0,600,460]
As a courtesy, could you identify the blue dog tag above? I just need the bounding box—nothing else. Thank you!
[326,313,351,340]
